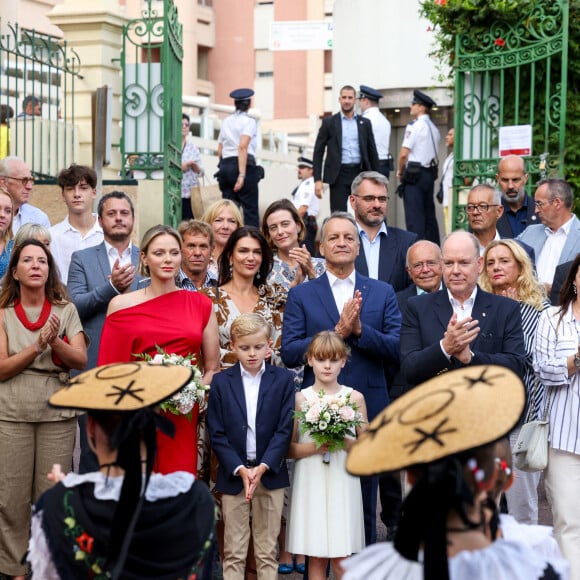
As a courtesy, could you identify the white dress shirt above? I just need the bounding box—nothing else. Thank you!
[50,215,103,284]
[241,362,266,461]
[326,270,356,314]
[536,216,574,285]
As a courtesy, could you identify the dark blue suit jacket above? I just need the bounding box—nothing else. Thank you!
[207,362,294,495]
[281,272,401,421]
[400,287,525,387]
[355,225,418,292]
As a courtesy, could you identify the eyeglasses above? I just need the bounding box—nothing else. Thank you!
[410,260,441,272]
[465,203,499,214]
[534,199,555,209]
[353,194,389,203]
[1,175,35,186]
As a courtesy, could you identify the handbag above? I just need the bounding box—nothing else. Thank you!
[190,175,222,218]
[512,381,551,473]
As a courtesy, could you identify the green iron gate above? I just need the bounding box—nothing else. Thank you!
[452,0,569,229]
[120,0,183,227]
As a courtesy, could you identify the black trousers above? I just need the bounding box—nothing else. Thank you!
[402,167,440,244]
[304,216,318,256]
[329,164,361,212]
[217,157,260,227]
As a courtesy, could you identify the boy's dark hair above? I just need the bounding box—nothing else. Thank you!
[57,164,98,190]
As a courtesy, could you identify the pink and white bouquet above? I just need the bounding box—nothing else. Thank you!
[135,346,207,417]
[294,389,364,463]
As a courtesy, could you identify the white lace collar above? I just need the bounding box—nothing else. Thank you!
[61,471,195,502]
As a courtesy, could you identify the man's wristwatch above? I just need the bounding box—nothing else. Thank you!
[574,353,580,368]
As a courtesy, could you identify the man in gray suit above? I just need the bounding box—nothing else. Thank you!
[67,190,143,471]
[517,178,580,295]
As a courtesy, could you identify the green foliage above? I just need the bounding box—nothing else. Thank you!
[420,0,536,64]
[421,0,580,210]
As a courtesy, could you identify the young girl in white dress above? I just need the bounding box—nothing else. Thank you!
[286,331,368,580]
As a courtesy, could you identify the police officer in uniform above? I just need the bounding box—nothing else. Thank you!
[397,90,441,244]
[359,85,393,180]
[291,156,319,255]
[217,88,260,227]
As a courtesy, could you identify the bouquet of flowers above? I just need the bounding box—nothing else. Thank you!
[135,346,207,418]
[294,389,364,464]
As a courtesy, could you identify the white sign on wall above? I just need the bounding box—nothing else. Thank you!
[499,125,532,157]
[269,21,333,51]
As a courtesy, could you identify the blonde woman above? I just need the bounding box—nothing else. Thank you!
[480,239,548,525]
[201,199,243,279]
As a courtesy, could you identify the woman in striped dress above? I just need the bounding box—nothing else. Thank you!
[479,239,548,525]
[534,253,580,579]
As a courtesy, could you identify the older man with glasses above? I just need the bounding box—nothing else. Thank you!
[350,171,417,292]
[518,178,580,296]
[0,156,50,234]
[466,183,535,263]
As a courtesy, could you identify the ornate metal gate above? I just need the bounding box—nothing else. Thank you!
[0,20,81,178]
[452,0,569,228]
[120,0,183,227]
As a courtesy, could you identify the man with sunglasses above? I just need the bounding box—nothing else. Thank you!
[0,156,50,234]
[351,171,416,292]
[518,178,580,297]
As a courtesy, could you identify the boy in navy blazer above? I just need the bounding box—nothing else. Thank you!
[207,314,294,580]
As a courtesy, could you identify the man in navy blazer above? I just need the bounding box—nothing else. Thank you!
[517,178,580,295]
[281,212,401,545]
[313,86,379,212]
[351,171,417,292]
[400,231,525,387]
[67,191,144,472]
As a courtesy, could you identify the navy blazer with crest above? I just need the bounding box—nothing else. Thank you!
[207,362,294,496]
[313,112,379,186]
[400,286,525,387]
[281,271,401,421]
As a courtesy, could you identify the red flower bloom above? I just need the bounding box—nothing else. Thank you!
[76,532,94,554]
[495,38,506,47]
[435,0,447,5]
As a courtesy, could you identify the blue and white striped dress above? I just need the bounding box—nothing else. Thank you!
[534,305,580,454]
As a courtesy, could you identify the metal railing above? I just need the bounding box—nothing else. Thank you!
[0,20,81,177]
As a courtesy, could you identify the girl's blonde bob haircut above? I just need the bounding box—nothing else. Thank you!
[306,330,351,361]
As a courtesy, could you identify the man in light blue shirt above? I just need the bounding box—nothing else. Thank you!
[313,86,379,212]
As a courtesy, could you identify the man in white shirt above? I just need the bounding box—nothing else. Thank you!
[518,178,580,294]
[359,85,392,180]
[50,164,104,283]
[0,155,50,233]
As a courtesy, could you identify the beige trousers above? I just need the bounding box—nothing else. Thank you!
[221,483,284,580]
[545,447,580,580]
[0,419,76,576]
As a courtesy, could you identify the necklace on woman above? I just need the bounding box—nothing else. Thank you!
[14,297,51,330]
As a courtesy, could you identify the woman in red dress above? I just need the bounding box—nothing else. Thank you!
[98,224,220,474]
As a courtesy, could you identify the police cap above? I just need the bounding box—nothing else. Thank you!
[229,88,254,101]
[359,85,383,102]
[297,156,313,168]
[412,89,436,109]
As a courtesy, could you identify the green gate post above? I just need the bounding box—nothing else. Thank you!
[120,0,183,228]
[452,0,569,230]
